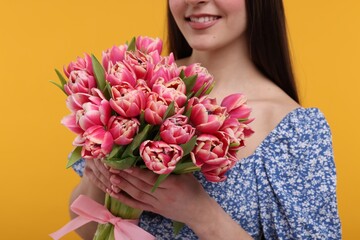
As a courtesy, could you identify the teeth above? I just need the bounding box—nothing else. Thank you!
[190,16,218,23]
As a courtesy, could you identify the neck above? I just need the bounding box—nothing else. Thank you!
[185,37,265,100]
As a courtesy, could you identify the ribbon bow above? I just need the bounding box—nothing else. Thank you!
[50,195,155,240]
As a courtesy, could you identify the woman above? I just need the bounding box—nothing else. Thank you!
[70,0,341,239]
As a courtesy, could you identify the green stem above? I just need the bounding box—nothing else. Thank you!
[93,194,142,240]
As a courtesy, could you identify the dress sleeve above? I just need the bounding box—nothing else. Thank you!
[72,158,85,177]
[257,109,341,239]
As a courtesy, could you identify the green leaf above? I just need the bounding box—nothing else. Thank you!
[103,157,137,170]
[49,81,66,95]
[193,84,206,98]
[173,161,200,174]
[55,69,67,86]
[173,221,185,235]
[186,92,194,100]
[122,124,152,157]
[179,69,185,79]
[183,74,198,96]
[238,118,249,123]
[127,37,136,52]
[204,82,214,95]
[66,146,82,168]
[108,144,124,159]
[184,106,192,119]
[151,173,170,192]
[91,54,107,95]
[180,136,197,156]
[105,81,112,98]
[139,111,145,127]
[152,129,162,141]
[162,101,175,120]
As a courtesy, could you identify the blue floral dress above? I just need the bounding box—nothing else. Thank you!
[73,108,341,239]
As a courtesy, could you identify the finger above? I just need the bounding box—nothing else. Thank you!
[84,166,109,192]
[109,168,121,174]
[93,159,111,179]
[110,174,158,204]
[107,189,154,212]
[110,173,153,194]
[119,168,167,188]
[85,160,111,191]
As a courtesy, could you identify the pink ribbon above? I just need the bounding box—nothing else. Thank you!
[50,195,155,240]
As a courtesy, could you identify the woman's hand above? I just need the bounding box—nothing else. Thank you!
[107,167,214,225]
[83,158,112,194]
[69,159,112,240]
[82,165,252,239]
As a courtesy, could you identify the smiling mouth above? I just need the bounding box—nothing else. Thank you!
[185,16,221,23]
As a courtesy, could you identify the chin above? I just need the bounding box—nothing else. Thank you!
[187,38,220,52]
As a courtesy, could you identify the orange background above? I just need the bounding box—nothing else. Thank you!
[0,1,358,239]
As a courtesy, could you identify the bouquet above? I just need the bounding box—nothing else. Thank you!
[50,36,253,240]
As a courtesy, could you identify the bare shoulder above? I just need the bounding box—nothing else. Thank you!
[238,84,301,159]
[250,94,300,133]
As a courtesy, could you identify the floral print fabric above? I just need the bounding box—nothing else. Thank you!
[73,108,341,239]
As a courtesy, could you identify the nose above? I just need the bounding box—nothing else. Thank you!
[184,0,209,6]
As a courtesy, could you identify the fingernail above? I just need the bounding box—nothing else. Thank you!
[110,175,121,184]
[123,168,133,174]
[103,163,110,170]
[111,185,121,193]
[110,168,121,174]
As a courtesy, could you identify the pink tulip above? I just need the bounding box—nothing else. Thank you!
[148,51,175,68]
[140,140,183,174]
[242,124,255,138]
[61,114,84,134]
[124,51,153,80]
[220,118,254,150]
[110,87,146,118]
[73,135,85,146]
[66,93,91,112]
[189,96,227,134]
[144,93,168,125]
[135,36,163,54]
[66,88,106,112]
[149,64,180,88]
[190,133,229,168]
[135,79,152,98]
[64,70,96,95]
[108,116,140,145]
[161,52,175,66]
[183,63,214,96]
[164,77,186,93]
[76,99,111,131]
[148,50,162,66]
[64,54,93,78]
[221,93,252,120]
[152,78,187,109]
[82,125,114,160]
[109,81,135,95]
[160,114,195,144]
[106,62,137,87]
[102,44,128,72]
[201,159,236,182]
[227,149,239,162]
[62,90,109,133]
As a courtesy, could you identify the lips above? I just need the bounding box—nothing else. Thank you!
[188,16,220,23]
[185,15,221,30]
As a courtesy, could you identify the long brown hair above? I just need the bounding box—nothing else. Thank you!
[166,0,299,103]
